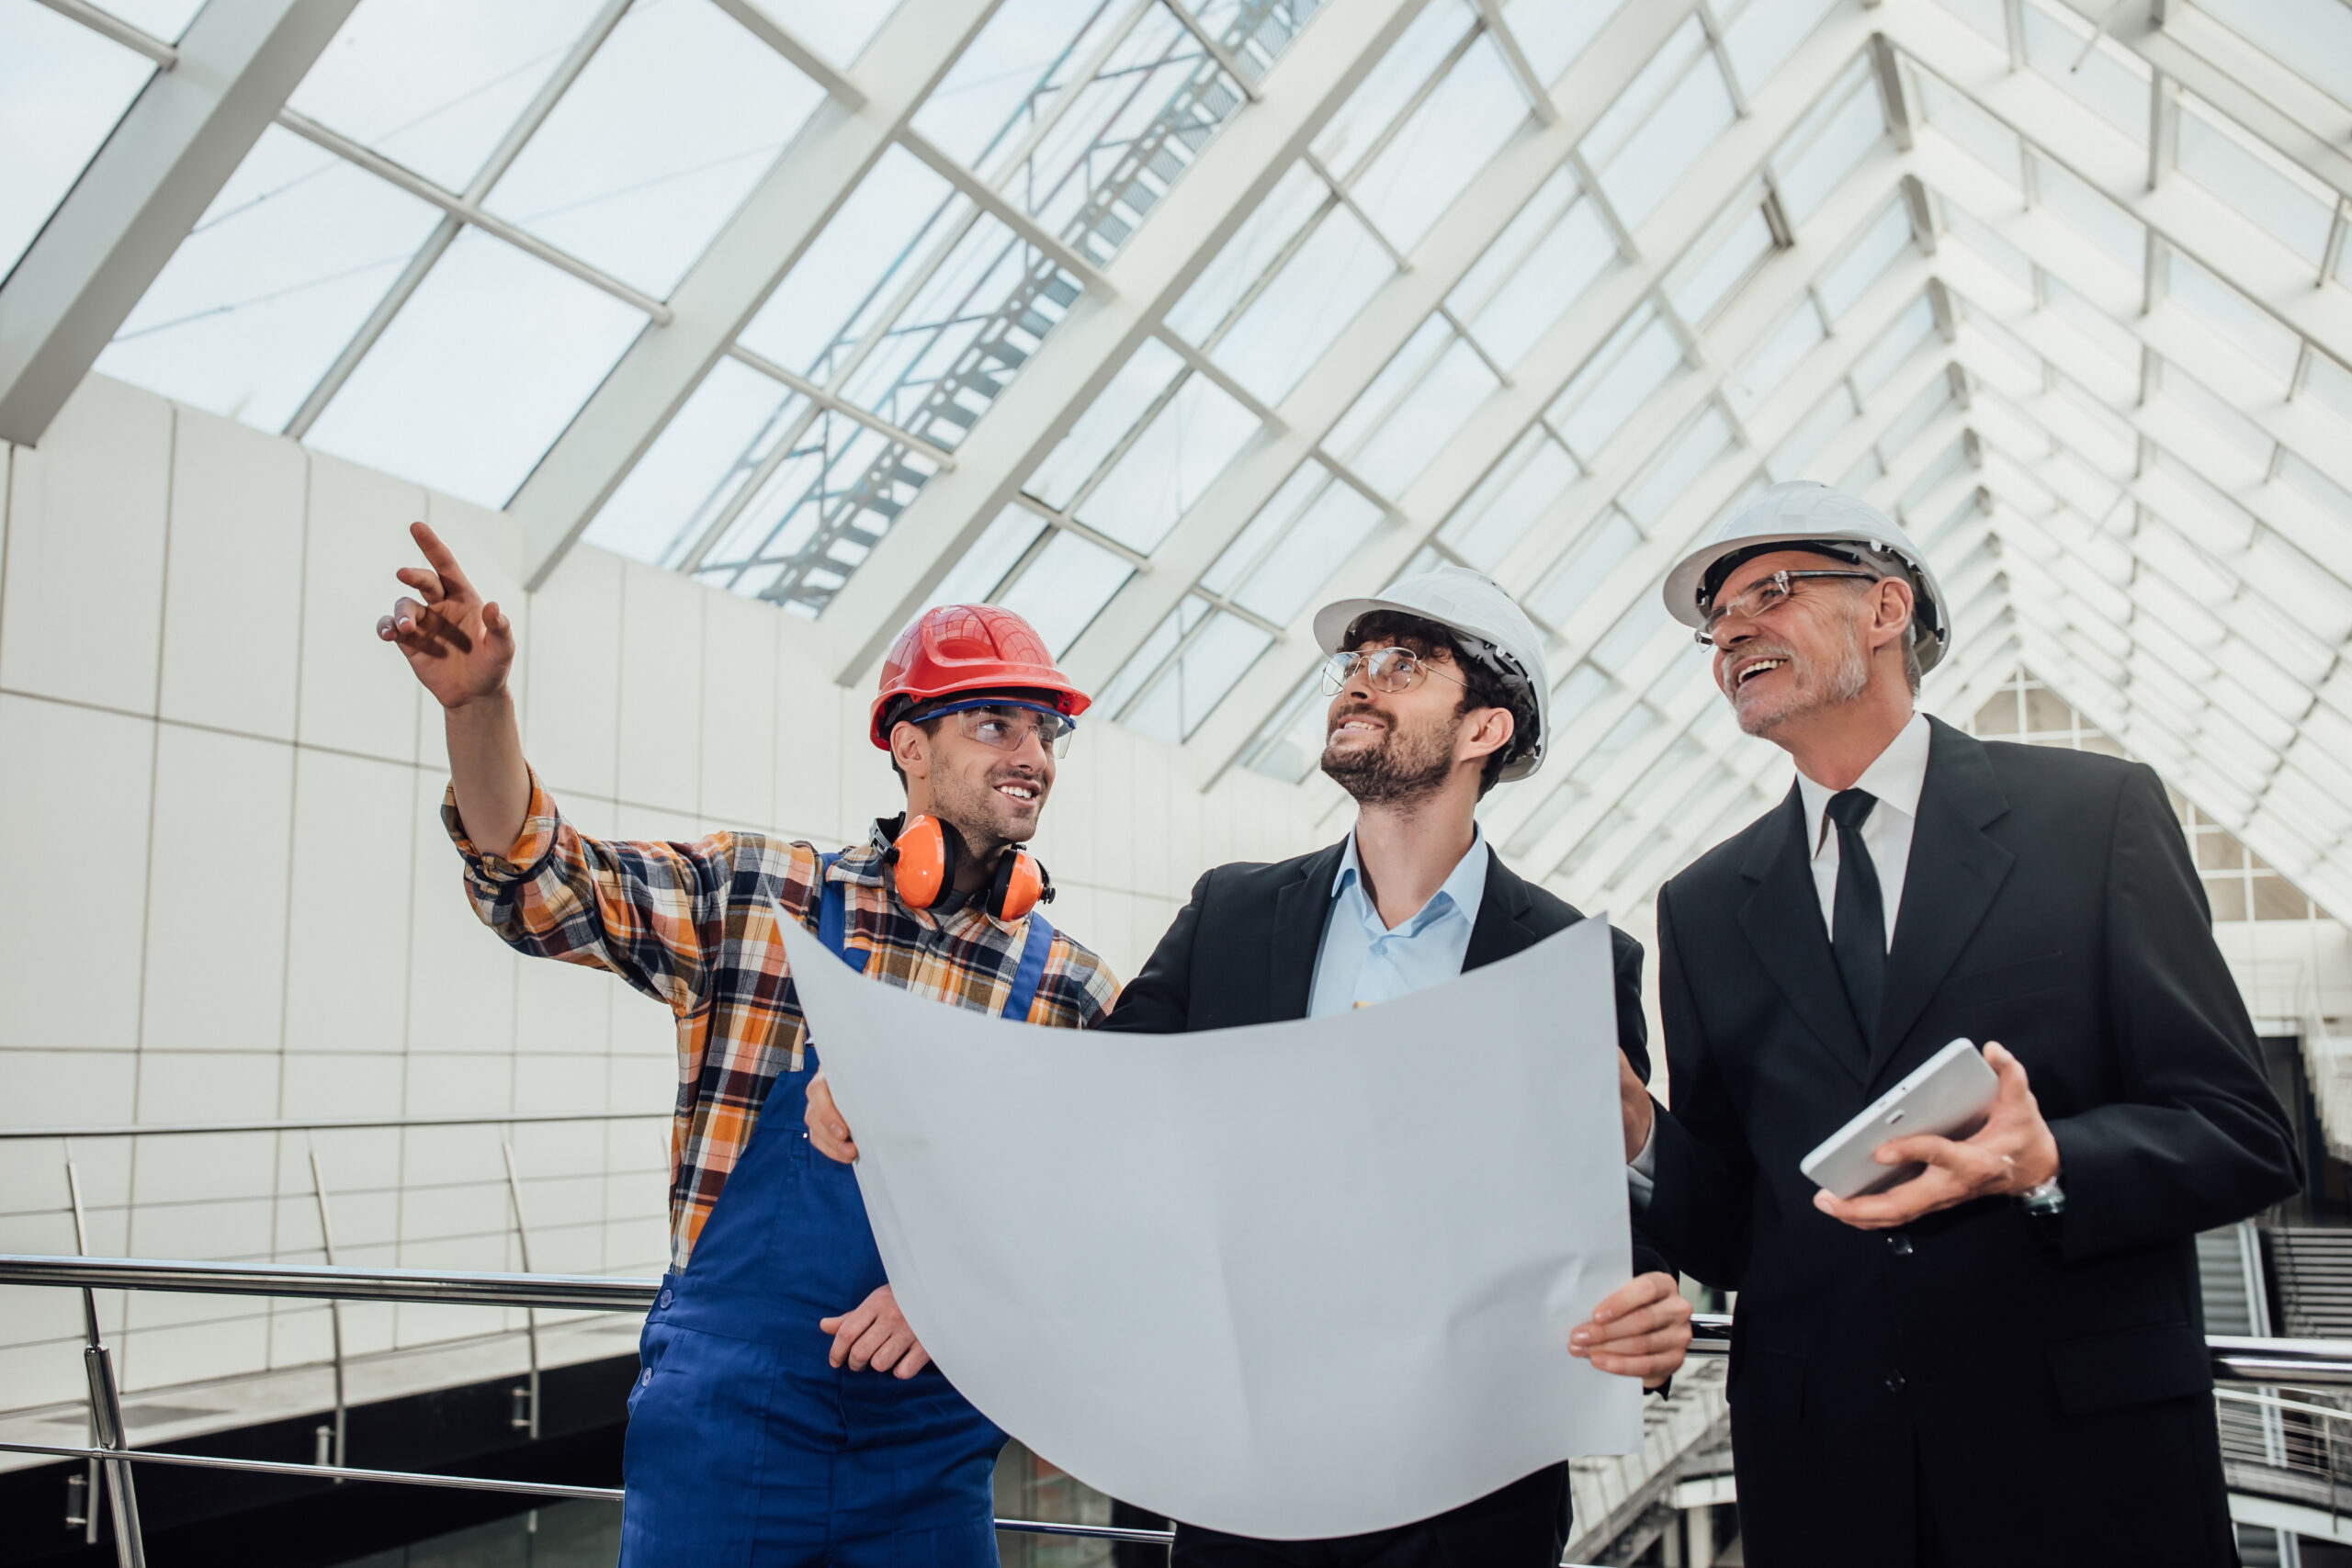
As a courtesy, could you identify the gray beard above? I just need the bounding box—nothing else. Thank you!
[1320,715,1458,807]
[1736,625,1872,736]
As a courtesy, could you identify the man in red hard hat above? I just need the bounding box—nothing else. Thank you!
[377,522,1116,1566]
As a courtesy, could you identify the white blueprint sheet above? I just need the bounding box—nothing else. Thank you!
[775,910,1641,1540]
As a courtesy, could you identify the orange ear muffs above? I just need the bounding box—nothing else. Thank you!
[891,814,955,908]
[889,814,1054,921]
[987,848,1052,922]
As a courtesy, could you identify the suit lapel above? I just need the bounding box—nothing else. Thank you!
[1868,718,2015,1083]
[1737,784,1871,1087]
[1269,840,1349,1022]
[1464,853,1546,972]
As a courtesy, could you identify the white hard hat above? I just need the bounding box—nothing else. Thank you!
[1313,565,1552,782]
[1660,481,1951,673]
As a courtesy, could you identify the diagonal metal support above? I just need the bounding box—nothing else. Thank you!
[816,0,1443,676]
[509,0,1010,591]
[0,0,357,446]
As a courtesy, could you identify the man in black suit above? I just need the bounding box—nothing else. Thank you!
[1623,481,2299,1566]
[1102,565,1691,1566]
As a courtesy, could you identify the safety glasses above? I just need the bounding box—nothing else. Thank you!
[1317,647,1469,697]
[1695,570,1876,648]
[918,699,1078,758]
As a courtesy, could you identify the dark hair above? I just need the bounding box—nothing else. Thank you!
[1341,611,1528,796]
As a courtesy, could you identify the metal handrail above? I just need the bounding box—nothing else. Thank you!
[0,1111,665,1140]
[19,1255,2352,1566]
[0,1256,659,1313]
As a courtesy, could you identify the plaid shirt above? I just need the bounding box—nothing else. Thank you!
[446,773,1119,1271]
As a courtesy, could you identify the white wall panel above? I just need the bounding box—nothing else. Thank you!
[521,543,624,802]
[700,587,779,828]
[0,693,154,1056]
[405,773,517,1060]
[141,724,295,1055]
[616,560,705,812]
[159,408,307,739]
[0,375,171,714]
[283,747,415,1055]
[133,1049,282,1124]
[299,454,425,764]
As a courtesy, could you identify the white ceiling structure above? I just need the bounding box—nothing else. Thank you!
[7,0,2352,922]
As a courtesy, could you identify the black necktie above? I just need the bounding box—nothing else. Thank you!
[1826,788,1886,1048]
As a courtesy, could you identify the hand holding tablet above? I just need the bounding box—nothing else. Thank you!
[1800,1041,2000,1201]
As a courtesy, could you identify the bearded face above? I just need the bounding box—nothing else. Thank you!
[1319,694,1465,807]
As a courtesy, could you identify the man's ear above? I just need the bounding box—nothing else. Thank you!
[1869,576,1916,654]
[891,720,930,783]
[1460,705,1515,764]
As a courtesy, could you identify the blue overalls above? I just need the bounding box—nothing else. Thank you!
[618,857,1054,1565]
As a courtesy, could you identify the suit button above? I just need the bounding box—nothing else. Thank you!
[1884,1371,1906,1394]
[658,1288,673,1309]
[640,1369,652,1387]
[1886,1235,1913,1257]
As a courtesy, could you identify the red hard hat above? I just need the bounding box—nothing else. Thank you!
[868,604,1092,750]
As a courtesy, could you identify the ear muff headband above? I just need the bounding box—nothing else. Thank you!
[891,814,1054,922]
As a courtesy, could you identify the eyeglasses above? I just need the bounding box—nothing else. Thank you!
[919,700,1078,758]
[1317,647,1468,697]
[1694,570,1876,648]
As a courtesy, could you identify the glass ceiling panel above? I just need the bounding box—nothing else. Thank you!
[752,0,905,68]
[1348,36,1528,253]
[303,227,648,506]
[2173,96,2335,270]
[1,3,155,283]
[2189,0,2352,114]
[92,125,444,432]
[286,0,605,195]
[31,0,2352,917]
[738,146,961,381]
[481,1,825,299]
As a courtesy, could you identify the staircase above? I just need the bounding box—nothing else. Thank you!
[748,0,1323,616]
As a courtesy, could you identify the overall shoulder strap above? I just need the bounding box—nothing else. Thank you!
[1001,912,1053,1021]
[814,851,869,974]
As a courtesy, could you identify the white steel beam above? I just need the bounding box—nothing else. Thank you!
[34,0,177,65]
[0,0,356,445]
[508,0,1008,590]
[1062,0,1754,696]
[283,0,634,439]
[707,0,869,108]
[818,0,1445,677]
[2057,0,2352,202]
[1178,6,1889,773]
[1882,6,2352,372]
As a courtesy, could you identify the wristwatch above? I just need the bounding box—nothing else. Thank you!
[2018,1176,2066,1217]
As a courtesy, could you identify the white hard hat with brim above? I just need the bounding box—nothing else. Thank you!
[1660,481,1951,673]
[1314,565,1552,782]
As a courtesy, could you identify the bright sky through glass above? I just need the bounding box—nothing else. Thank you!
[20,0,2352,921]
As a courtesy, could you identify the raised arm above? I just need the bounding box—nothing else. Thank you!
[377,522,529,857]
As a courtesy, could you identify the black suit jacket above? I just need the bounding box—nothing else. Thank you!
[1644,717,2297,1567]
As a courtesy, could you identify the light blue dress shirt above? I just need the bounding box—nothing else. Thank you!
[1306,829,1490,1018]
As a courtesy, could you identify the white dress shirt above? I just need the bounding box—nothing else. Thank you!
[1306,829,1489,1017]
[1628,710,1932,1201]
[1792,710,1931,952]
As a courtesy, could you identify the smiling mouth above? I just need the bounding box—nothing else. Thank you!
[1735,659,1787,689]
[1330,715,1385,737]
[994,782,1038,803]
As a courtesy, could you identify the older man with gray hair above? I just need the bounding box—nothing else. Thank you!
[1618,480,2298,1566]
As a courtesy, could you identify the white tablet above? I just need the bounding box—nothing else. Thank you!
[1800,1039,1999,1200]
